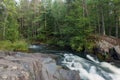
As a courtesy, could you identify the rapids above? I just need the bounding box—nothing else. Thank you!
[29,44,120,80]
[60,54,120,80]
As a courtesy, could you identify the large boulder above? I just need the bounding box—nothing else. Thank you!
[0,51,80,80]
[96,38,120,61]
[97,40,113,52]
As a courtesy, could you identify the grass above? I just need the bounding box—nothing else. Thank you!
[0,40,29,52]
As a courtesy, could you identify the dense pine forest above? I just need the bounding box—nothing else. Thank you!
[0,0,120,51]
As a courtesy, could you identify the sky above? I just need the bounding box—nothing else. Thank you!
[15,0,20,3]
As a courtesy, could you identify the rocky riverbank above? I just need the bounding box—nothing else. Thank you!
[94,36,120,62]
[0,51,80,80]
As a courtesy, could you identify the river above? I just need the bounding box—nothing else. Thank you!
[29,44,120,80]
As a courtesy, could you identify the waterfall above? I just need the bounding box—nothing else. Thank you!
[61,54,120,80]
[29,44,120,80]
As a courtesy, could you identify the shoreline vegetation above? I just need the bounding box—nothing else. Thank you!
[0,40,29,52]
[0,0,120,59]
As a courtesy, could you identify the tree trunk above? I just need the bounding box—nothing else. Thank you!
[109,25,112,36]
[3,12,8,40]
[101,9,105,35]
[115,18,119,38]
[97,14,100,34]
[82,0,88,17]
[114,10,118,38]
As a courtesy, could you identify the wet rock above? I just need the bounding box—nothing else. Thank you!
[0,52,80,80]
[109,48,120,60]
[114,46,120,55]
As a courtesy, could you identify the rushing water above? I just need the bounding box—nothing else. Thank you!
[60,54,120,80]
[29,44,120,80]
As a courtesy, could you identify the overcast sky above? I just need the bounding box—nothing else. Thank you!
[15,0,19,3]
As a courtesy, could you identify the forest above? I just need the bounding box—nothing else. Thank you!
[0,0,120,51]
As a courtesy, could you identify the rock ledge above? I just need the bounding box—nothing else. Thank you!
[0,51,80,80]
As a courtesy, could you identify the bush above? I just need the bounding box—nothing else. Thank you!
[12,40,29,52]
[0,40,29,52]
[0,40,13,51]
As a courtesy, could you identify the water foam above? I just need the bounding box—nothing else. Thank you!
[61,54,120,80]
[86,55,99,63]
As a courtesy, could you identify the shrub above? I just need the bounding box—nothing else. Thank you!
[0,40,29,52]
[12,40,29,52]
[0,40,13,51]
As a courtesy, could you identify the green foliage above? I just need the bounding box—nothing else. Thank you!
[5,19,19,41]
[0,40,28,52]
[0,40,13,51]
[36,0,94,51]
[0,0,19,41]
[1,0,120,52]
[62,0,93,51]
[12,40,29,51]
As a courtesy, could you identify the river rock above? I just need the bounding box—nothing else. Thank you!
[97,40,113,52]
[109,48,120,60]
[114,46,120,55]
[96,37,120,61]
[0,52,80,80]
